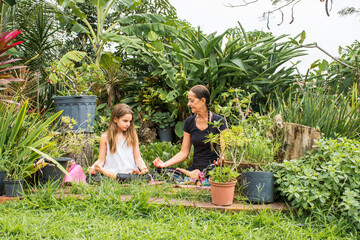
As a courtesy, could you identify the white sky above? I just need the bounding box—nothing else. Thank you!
[169,0,360,73]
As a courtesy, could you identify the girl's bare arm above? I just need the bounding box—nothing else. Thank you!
[133,134,148,174]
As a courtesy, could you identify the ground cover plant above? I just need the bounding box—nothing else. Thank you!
[271,137,360,229]
[0,179,357,239]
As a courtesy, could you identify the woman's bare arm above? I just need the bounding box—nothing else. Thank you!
[155,132,191,168]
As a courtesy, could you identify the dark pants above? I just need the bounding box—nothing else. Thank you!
[115,173,152,183]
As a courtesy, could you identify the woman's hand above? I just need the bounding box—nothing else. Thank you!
[214,154,226,166]
[139,167,148,175]
[153,157,166,168]
[131,169,140,175]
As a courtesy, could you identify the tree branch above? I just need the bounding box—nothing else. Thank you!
[301,42,355,70]
[226,0,334,28]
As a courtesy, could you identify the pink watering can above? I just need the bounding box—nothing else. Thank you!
[63,162,86,184]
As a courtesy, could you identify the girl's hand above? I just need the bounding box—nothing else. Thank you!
[153,157,165,168]
[131,169,140,175]
[89,165,97,174]
[94,164,103,173]
[139,167,148,175]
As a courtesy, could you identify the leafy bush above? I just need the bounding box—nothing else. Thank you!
[151,112,176,129]
[272,138,360,228]
[0,99,62,180]
[140,141,192,170]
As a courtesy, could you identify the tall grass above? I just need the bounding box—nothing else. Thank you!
[273,86,360,139]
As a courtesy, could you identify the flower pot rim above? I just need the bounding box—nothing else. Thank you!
[3,179,25,183]
[209,178,237,184]
[52,95,96,100]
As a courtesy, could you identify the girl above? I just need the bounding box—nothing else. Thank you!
[90,104,149,181]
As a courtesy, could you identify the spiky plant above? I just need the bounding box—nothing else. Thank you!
[0,29,26,99]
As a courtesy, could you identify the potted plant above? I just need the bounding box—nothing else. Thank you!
[48,51,102,133]
[152,112,176,142]
[0,99,69,197]
[238,115,282,203]
[206,122,246,206]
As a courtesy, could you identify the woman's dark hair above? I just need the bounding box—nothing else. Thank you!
[189,85,211,123]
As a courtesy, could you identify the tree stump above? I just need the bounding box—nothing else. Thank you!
[278,122,321,161]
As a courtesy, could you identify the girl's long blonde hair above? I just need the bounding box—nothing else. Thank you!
[107,104,136,154]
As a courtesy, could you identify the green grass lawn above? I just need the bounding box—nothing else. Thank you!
[0,180,357,239]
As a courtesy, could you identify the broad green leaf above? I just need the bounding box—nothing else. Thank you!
[71,22,90,34]
[148,31,159,41]
[175,121,184,138]
[27,147,71,177]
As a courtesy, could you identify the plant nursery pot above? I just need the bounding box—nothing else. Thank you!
[0,170,7,196]
[4,179,24,197]
[157,126,173,142]
[209,178,237,206]
[53,95,96,133]
[38,157,71,184]
[241,171,274,203]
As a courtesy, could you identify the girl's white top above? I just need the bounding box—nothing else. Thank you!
[103,140,136,174]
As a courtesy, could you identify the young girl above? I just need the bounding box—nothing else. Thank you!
[90,104,149,181]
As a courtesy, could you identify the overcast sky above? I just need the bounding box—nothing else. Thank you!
[169,0,360,73]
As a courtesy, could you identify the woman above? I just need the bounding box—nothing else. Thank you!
[153,85,227,179]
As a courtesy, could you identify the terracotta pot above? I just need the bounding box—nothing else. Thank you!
[209,178,237,206]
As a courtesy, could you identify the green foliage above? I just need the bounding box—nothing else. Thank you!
[48,51,104,96]
[209,93,282,164]
[147,24,306,113]
[93,102,111,134]
[46,115,100,169]
[272,138,360,229]
[241,114,282,163]
[307,40,360,95]
[0,99,62,180]
[208,165,239,183]
[274,85,360,140]
[151,111,175,129]
[140,141,192,170]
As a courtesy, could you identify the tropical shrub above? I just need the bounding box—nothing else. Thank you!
[48,51,104,96]
[307,40,360,95]
[0,99,63,180]
[272,138,360,228]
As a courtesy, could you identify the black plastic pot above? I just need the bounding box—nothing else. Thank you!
[53,95,96,132]
[4,179,24,197]
[38,157,71,184]
[241,171,274,203]
[158,126,173,142]
[0,170,7,196]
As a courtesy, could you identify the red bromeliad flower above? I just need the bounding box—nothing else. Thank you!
[0,29,23,54]
[0,29,26,86]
